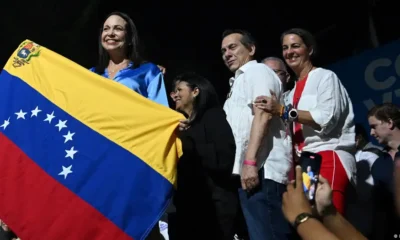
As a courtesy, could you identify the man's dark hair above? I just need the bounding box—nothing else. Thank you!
[368,103,400,129]
[222,29,257,51]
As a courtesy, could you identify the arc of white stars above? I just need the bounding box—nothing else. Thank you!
[15,109,27,119]
[31,106,41,117]
[0,118,10,130]
[58,165,73,179]
[65,146,78,159]
[63,131,75,143]
[55,120,67,132]
[44,111,55,123]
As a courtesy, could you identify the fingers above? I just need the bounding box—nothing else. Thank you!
[318,174,329,184]
[248,177,259,190]
[254,103,267,109]
[254,96,268,103]
[286,179,295,192]
[241,179,247,190]
[178,119,190,131]
[295,165,303,191]
[241,176,259,191]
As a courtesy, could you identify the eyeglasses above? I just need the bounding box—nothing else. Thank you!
[273,69,289,77]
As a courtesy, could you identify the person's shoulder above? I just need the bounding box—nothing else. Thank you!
[371,152,392,173]
[246,62,271,73]
[204,107,225,116]
[244,62,280,83]
[138,62,161,73]
[310,67,343,86]
[201,107,226,122]
[311,67,337,78]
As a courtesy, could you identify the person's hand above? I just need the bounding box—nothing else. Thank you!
[241,162,259,191]
[282,165,313,224]
[178,119,190,131]
[315,175,333,216]
[157,65,166,74]
[254,90,281,116]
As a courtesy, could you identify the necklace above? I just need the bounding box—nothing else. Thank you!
[108,60,129,74]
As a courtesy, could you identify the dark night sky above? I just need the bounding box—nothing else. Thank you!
[1,0,398,102]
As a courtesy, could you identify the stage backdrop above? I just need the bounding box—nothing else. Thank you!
[328,39,400,141]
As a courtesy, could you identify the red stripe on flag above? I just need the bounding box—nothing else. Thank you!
[0,132,134,240]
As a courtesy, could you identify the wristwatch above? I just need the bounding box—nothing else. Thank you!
[293,212,316,229]
[288,108,298,122]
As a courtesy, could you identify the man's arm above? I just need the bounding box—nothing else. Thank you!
[245,106,271,161]
[240,64,280,190]
[244,64,280,162]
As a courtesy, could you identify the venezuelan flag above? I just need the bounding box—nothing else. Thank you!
[0,40,183,240]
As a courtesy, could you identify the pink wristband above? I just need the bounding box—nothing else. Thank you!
[244,160,257,166]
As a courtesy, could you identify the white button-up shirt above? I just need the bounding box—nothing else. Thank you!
[224,60,292,184]
[286,67,357,183]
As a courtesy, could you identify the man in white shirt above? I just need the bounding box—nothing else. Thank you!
[221,29,292,240]
[261,57,291,105]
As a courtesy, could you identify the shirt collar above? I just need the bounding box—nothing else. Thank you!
[229,60,257,86]
[104,61,133,78]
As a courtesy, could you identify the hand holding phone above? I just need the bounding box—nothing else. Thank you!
[298,151,322,205]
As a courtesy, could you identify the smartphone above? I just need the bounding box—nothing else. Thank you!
[298,151,322,205]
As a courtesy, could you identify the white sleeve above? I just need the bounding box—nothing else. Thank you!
[234,65,282,165]
[308,72,344,135]
[244,65,282,106]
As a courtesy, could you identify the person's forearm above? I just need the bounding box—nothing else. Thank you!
[245,110,271,161]
[297,110,321,131]
[322,206,367,240]
[274,103,321,131]
[297,218,339,240]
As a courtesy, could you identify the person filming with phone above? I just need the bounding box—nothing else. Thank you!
[282,164,367,240]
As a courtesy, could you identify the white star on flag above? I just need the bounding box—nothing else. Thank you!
[31,106,42,117]
[63,131,75,143]
[65,146,78,159]
[44,111,55,123]
[0,118,10,130]
[15,109,27,119]
[58,165,73,179]
[55,120,67,132]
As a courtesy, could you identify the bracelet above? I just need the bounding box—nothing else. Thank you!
[279,105,285,117]
[281,105,290,120]
[244,160,257,166]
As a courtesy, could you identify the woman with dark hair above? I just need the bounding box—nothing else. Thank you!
[170,72,239,240]
[255,28,356,215]
[90,12,169,107]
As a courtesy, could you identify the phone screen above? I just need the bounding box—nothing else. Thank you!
[299,151,322,204]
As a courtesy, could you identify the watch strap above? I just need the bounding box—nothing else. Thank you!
[293,212,316,230]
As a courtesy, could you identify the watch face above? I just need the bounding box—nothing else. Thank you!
[289,109,298,118]
[296,213,310,223]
